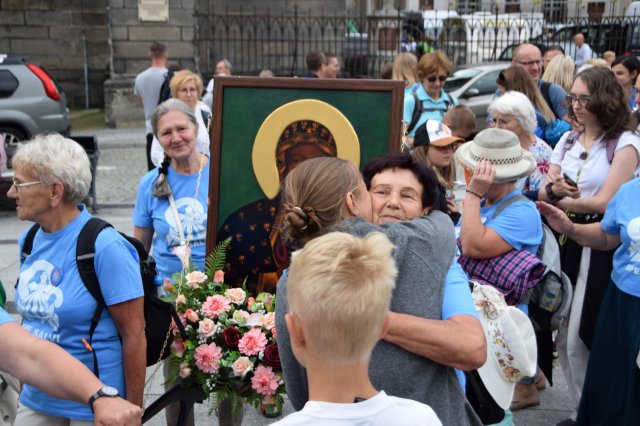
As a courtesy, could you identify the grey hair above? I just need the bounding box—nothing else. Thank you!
[150,99,199,198]
[150,98,198,138]
[12,133,91,204]
[219,59,232,71]
[488,91,537,135]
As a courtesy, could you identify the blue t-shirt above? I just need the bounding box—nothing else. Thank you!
[403,85,457,137]
[442,261,477,320]
[133,161,209,281]
[480,190,543,254]
[0,307,14,325]
[538,79,568,119]
[16,206,143,420]
[600,178,640,297]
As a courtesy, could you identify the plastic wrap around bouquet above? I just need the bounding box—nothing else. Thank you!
[165,238,284,416]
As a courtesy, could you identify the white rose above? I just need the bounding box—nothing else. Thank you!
[197,318,216,338]
[186,271,207,286]
[175,294,187,306]
[262,312,276,330]
[247,312,264,327]
[225,288,247,305]
[232,310,250,325]
[232,356,254,378]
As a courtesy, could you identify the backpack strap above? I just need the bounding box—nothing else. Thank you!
[20,224,41,264]
[407,89,423,133]
[407,89,454,133]
[561,131,619,164]
[540,81,558,119]
[16,224,41,289]
[494,194,529,218]
[605,137,618,163]
[560,130,581,162]
[76,217,113,378]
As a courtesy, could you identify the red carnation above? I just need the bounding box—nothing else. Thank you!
[263,344,281,369]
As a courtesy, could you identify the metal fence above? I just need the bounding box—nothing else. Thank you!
[199,7,640,78]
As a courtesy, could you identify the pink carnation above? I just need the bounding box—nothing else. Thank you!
[238,327,268,356]
[194,342,223,374]
[251,365,280,396]
[201,295,231,318]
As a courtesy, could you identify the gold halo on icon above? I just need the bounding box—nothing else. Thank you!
[252,99,360,199]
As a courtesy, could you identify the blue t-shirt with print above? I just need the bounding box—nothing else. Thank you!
[481,190,543,254]
[0,307,14,325]
[133,161,209,281]
[403,84,458,137]
[600,178,640,297]
[15,206,143,420]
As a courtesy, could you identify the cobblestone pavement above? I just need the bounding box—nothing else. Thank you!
[0,128,574,425]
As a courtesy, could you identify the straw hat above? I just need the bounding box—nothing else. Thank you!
[455,128,536,183]
[472,283,537,410]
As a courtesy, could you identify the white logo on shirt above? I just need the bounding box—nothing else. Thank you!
[164,197,207,249]
[17,259,64,330]
[628,217,640,263]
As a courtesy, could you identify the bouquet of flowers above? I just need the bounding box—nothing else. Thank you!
[165,238,285,416]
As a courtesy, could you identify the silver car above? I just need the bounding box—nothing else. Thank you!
[0,54,71,169]
[444,62,509,132]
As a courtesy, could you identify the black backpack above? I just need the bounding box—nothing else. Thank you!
[407,87,455,133]
[157,69,175,105]
[20,218,186,377]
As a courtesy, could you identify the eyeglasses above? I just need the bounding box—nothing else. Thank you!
[12,179,43,193]
[514,59,542,67]
[426,75,448,82]
[489,117,514,128]
[566,94,592,107]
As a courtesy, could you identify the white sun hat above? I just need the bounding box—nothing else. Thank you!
[472,282,538,410]
[455,128,536,183]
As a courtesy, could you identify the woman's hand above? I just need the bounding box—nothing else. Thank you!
[536,201,574,235]
[552,176,581,199]
[468,159,495,196]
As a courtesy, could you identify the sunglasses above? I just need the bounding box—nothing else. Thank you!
[427,75,448,82]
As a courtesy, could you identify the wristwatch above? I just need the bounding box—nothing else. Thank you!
[88,386,119,412]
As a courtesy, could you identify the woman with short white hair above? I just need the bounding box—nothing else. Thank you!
[488,91,553,197]
[8,133,146,424]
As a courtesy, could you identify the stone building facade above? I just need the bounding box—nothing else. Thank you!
[0,0,634,127]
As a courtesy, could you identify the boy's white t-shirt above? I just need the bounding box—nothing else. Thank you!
[272,391,442,425]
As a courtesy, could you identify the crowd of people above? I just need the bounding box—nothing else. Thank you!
[2,37,639,426]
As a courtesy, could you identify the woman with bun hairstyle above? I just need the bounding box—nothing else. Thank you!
[275,155,485,426]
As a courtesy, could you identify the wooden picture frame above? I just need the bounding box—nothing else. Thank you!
[206,76,403,293]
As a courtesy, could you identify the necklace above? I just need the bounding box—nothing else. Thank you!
[578,133,598,160]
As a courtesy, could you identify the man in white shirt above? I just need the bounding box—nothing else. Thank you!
[574,33,593,69]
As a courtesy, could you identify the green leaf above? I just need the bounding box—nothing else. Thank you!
[205,237,231,279]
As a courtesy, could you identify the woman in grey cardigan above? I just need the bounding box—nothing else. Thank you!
[275,155,484,426]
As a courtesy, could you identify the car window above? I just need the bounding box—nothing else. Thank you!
[444,68,481,92]
[499,45,514,61]
[0,70,18,99]
[467,69,503,96]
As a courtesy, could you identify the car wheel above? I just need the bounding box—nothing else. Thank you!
[0,126,28,169]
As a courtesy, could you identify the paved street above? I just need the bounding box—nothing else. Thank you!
[0,128,573,425]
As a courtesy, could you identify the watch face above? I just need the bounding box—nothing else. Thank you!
[101,386,119,397]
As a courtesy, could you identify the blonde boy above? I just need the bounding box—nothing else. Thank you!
[275,232,441,425]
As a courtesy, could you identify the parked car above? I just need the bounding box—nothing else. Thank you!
[499,19,640,61]
[444,62,509,131]
[498,42,547,61]
[0,54,71,169]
